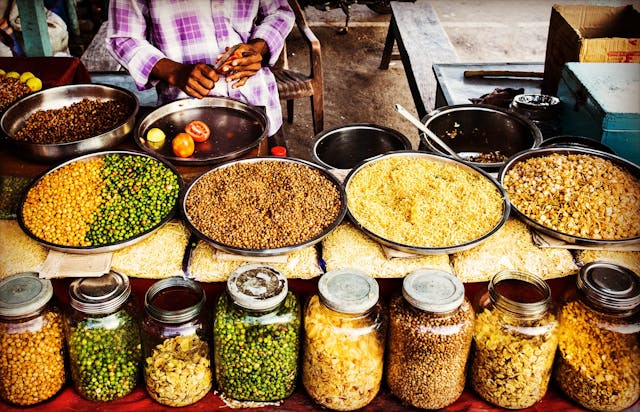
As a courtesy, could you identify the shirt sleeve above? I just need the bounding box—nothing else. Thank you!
[252,0,295,67]
[104,0,166,91]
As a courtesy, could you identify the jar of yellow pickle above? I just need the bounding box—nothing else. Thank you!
[0,273,65,406]
[302,268,386,411]
[470,270,558,409]
[554,262,640,412]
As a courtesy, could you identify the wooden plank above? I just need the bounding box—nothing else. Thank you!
[16,0,52,56]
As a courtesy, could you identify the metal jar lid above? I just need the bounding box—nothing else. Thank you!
[403,269,465,313]
[0,272,53,318]
[318,268,379,314]
[145,276,205,323]
[69,271,131,315]
[227,264,288,311]
[577,262,640,313]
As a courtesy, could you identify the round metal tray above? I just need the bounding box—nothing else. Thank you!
[1,84,139,163]
[135,97,268,166]
[498,146,640,246]
[182,157,347,257]
[17,150,183,254]
[343,151,510,255]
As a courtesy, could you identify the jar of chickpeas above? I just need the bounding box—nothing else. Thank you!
[142,277,211,407]
[470,270,558,409]
[386,269,474,409]
[0,273,65,406]
[554,262,640,412]
[302,268,386,411]
[64,271,142,402]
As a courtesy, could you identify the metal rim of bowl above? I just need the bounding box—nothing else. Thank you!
[181,156,348,257]
[311,123,413,170]
[539,135,616,155]
[498,146,640,246]
[17,150,183,254]
[343,150,511,255]
[1,83,139,161]
[420,103,543,169]
[134,96,269,166]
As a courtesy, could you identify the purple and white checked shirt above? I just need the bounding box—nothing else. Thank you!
[106,0,295,136]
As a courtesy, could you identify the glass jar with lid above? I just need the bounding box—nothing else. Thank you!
[302,268,386,411]
[141,276,211,407]
[0,272,66,406]
[554,262,640,412]
[386,269,474,409]
[470,270,558,409]
[213,264,300,402]
[64,270,142,402]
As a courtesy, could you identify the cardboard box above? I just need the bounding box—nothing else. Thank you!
[542,4,640,95]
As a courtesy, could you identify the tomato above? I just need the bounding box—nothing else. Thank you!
[185,120,211,143]
[172,133,195,158]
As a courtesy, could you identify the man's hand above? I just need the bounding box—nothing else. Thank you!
[151,59,219,98]
[217,40,269,88]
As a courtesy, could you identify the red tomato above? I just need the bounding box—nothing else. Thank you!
[185,120,211,142]
[172,133,195,158]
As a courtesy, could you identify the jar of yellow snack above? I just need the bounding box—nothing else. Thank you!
[386,269,474,409]
[0,273,65,406]
[554,262,640,412]
[141,277,211,407]
[470,270,558,409]
[302,268,386,411]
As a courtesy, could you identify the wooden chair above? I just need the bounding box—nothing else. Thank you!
[273,0,324,135]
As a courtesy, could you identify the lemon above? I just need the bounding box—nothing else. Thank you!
[0,69,5,76]
[146,127,166,143]
[5,71,19,79]
[20,72,35,83]
[26,77,42,92]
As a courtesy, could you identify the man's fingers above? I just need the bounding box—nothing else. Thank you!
[231,77,249,88]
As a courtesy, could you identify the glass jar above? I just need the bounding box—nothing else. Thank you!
[386,269,474,409]
[470,270,558,409]
[214,264,300,401]
[554,262,640,412]
[0,272,65,406]
[302,268,386,411]
[64,271,142,402]
[141,277,211,407]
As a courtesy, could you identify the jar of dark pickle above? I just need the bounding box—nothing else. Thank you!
[302,268,386,411]
[64,271,142,402]
[386,269,474,409]
[214,264,300,402]
[141,276,211,407]
[470,270,558,409]
[0,272,66,406]
[554,262,640,412]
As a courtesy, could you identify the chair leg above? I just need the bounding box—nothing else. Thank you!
[286,100,294,123]
[310,93,324,135]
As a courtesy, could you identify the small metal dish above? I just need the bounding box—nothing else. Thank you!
[17,150,182,254]
[498,146,640,246]
[135,96,268,165]
[1,84,138,163]
[182,156,347,257]
[343,151,510,255]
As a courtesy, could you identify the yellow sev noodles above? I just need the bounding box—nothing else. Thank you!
[346,156,504,248]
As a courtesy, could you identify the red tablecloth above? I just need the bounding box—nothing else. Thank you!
[0,57,91,87]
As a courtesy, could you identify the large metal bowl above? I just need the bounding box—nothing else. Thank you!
[421,104,542,172]
[344,151,510,255]
[498,146,640,246]
[135,96,268,165]
[17,150,182,254]
[1,84,138,163]
[182,156,347,257]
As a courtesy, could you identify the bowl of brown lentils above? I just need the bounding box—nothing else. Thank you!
[17,150,182,254]
[1,84,138,163]
[182,157,347,256]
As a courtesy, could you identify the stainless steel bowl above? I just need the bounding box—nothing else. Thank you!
[311,123,412,170]
[498,146,640,246]
[182,156,347,257]
[1,84,139,163]
[344,151,510,255]
[17,150,182,254]
[421,104,543,171]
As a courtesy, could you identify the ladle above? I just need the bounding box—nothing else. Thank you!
[394,104,464,161]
